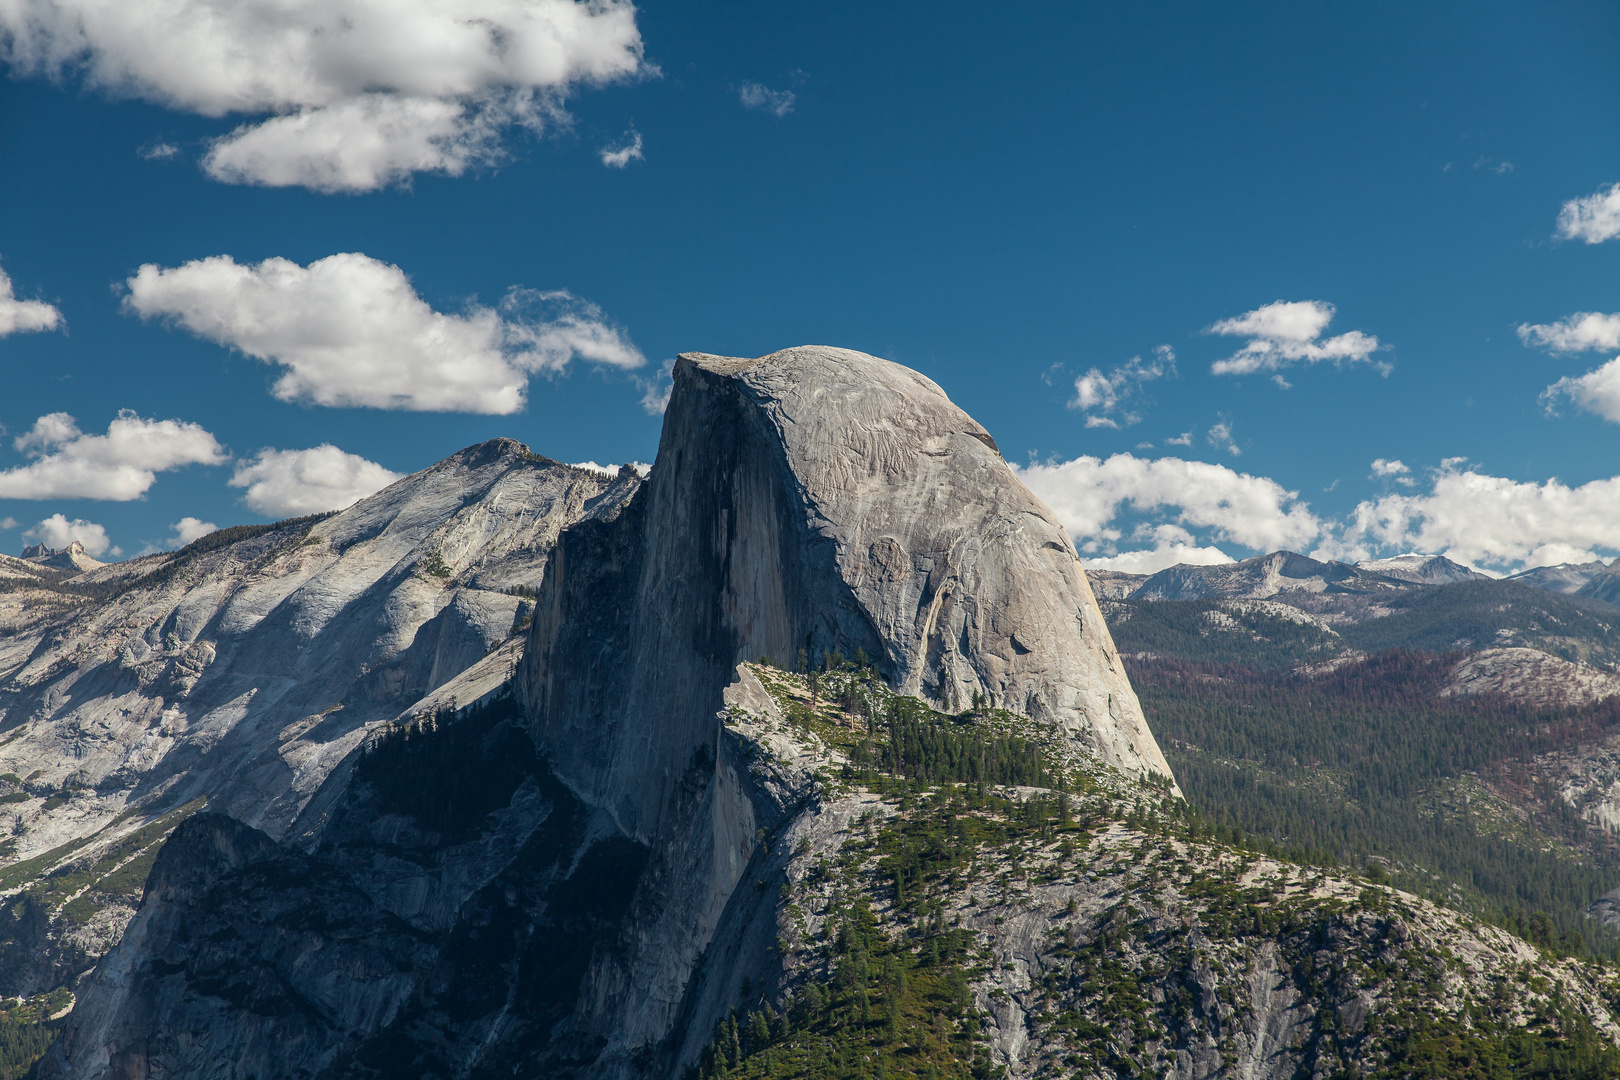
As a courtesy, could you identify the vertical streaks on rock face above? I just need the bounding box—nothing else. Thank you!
[520,354,876,843]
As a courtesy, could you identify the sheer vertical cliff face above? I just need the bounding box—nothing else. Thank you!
[515,346,1176,1075]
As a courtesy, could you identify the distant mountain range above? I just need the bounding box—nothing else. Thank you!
[1089,549,1620,609]
[1086,546,1620,975]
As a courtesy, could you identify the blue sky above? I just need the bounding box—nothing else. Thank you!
[1,1,1618,572]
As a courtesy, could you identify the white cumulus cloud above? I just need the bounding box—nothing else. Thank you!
[22,514,112,557]
[1543,357,1620,424]
[230,445,402,517]
[0,411,226,500]
[1069,346,1174,428]
[0,0,647,193]
[1328,460,1620,570]
[739,81,795,116]
[1518,312,1620,354]
[125,253,645,413]
[1208,300,1386,377]
[1086,544,1235,575]
[1556,183,1620,244]
[599,128,642,168]
[1015,453,1321,567]
[1020,449,1620,575]
[0,261,62,336]
[571,460,649,477]
[1083,523,1235,575]
[167,516,218,548]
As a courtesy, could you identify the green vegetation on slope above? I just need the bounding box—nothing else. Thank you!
[706,662,1620,1079]
[0,989,72,1079]
[693,891,994,1080]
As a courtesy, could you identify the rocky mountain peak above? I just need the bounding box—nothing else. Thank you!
[523,344,1173,844]
[1357,552,1488,585]
[19,539,105,573]
[1577,559,1620,606]
[0,445,638,999]
[1508,558,1612,594]
[1128,549,1406,602]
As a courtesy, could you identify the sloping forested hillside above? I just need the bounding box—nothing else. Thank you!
[1129,648,1620,956]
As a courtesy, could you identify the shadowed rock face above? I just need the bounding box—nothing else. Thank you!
[0,439,637,996]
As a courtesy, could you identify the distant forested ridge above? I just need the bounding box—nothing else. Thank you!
[1129,649,1620,955]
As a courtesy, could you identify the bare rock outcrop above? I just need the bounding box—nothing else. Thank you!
[1442,646,1620,708]
[522,345,1172,839]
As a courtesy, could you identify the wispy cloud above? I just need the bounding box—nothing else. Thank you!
[1206,417,1239,456]
[1207,300,1387,377]
[1371,458,1415,487]
[636,358,675,415]
[1068,345,1174,428]
[739,81,795,117]
[0,261,62,337]
[139,141,179,160]
[1518,312,1620,354]
[125,253,645,414]
[599,128,643,168]
[1556,182,1620,244]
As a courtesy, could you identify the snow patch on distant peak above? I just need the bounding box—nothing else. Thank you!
[1356,553,1489,585]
